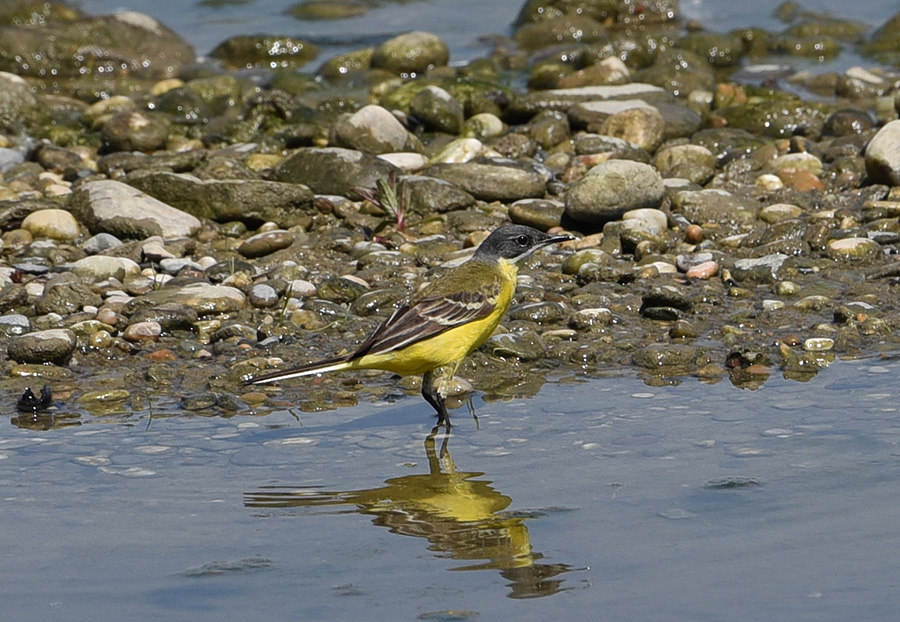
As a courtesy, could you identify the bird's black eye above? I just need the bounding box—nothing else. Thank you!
[516,235,529,246]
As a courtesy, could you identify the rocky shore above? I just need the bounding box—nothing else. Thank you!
[2,0,900,427]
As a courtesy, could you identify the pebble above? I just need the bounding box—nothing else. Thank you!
[755,173,785,190]
[676,252,715,271]
[332,104,419,154]
[238,230,295,258]
[77,389,131,406]
[865,119,900,185]
[803,338,835,351]
[431,137,487,163]
[377,152,429,172]
[568,308,613,330]
[101,110,169,152]
[462,113,505,140]
[84,95,136,126]
[82,232,123,255]
[159,258,204,274]
[669,319,699,339]
[274,146,399,197]
[0,147,25,170]
[89,330,113,348]
[622,208,668,235]
[486,331,546,361]
[21,209,80,241]
[129,303,198,331]
[70,256,142,283]
[771,152,824,175]
[288,279,317,297]
[71,179,201,239]
[427,158,548,202]
[759,203,803,223]
[685,260,719,280]
[599,106,666,152]
[142,240,176,261]
[249,283,280,308]
[565,160,665,225]
[409,85,464,134]
[684,224,704,244]
[123,321,162,342]
[169,284,247,315]
[371,30,448,76]
[778,169,824,192]
[7,329,77,365]
[825,237,880,260]
[0,314,30,338]
[732,254,789,281]
[632,343,698,368]
[509,198,565,231]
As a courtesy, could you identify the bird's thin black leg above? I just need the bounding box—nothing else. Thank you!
[421,370,452,428]
[465,396,479,430]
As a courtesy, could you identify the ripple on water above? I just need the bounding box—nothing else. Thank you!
[98,466,156,477]
[262,436,318,447]
[181,557,273,577]
[866,366,891,374]
[726,447,772,458]
[762,428,794,437]
[75,455,111,466]
[134,445,171,455]
[658,508,697,519]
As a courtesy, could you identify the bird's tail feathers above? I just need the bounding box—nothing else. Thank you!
[245,354,354,385]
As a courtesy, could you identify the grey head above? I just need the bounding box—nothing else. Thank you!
[473,224,573,263]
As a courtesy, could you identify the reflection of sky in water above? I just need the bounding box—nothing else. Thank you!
[4,358,900,619]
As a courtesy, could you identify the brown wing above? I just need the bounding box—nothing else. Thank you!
[352,279,502,359]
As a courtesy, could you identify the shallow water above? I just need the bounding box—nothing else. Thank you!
[4,357,900,621]
[75,0,893,66]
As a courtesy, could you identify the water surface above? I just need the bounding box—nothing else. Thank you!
[75,0,894,66]
[4,357,900,620]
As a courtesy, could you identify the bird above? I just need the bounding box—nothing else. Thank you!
[245,224,572,427]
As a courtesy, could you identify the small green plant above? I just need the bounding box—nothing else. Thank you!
[353,171,407,235]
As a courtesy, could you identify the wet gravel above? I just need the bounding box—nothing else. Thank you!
[3,0,900,426]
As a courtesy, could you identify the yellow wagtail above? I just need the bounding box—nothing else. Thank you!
[246,224,572,427]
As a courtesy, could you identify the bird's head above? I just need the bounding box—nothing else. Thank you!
[474,225,573,264]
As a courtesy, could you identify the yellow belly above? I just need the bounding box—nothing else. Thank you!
[356,311,503,375]
[353,263,516,376]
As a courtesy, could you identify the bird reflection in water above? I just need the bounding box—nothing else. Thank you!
[244,428,571,599]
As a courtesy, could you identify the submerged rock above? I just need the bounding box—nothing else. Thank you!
[0,12,194,79]
[370,31,449,76]
[0,72,39,133]
[210,35,317,69]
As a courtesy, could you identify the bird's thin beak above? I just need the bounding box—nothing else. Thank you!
[514,233,575,263]
[542,234,575,247]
